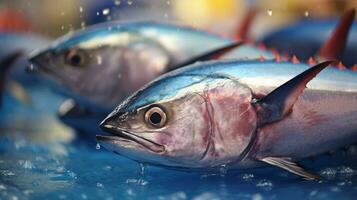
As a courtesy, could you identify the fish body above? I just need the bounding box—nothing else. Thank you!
[29,21,274,136]
[98,60,357,178]
[262,19,357,66]
[30,21,274,111]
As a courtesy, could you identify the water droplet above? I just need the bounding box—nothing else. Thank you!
[331,186,341,192]
[79,6,83,13]
[26,63,39,73]
[167,0,171,5]
[96,143,101,150]
[256,179,273,191]
[115,0,121,5]
[126,178,148,186]
[252,194,263,200]
[67,170,77,179]
[81,21,86,28]
[23,190,33,196]
[219,164,227,177]
[96,182,104,188]
[127,0,133,5]
[102,8,110,15]
[139,163,146,176]
[61,25,65,30]
[127,188,135,196]
[81,194,88,199]
[1,170,15,176]
[304,11,309,17]
[267,9,273,16]
[96,12,100,16]
[320,167,337,178]
[96,55,103,65]
[242,173,254,181]
[18,160,35,169]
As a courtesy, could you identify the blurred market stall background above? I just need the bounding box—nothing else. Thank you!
[1,0,356,38]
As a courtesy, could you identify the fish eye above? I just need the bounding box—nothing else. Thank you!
[64,49,87,67]
[145,106,167,128]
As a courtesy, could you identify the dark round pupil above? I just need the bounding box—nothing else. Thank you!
[69,54,81,65]
[150,112,162,125]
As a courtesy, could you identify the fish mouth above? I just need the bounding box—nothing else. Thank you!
[27,52,72,84]
[26,49,49,73]
[97,124,166,154]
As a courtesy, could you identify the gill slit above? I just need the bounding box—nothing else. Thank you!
[197,91,213,161]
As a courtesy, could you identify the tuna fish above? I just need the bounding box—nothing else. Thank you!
[28,21,272,111]
[263,9,356,66]
[98,59,357,180]
[27,20,275,137]
[29,10,354,139]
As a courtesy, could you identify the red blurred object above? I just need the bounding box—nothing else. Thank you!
[0,8,32,32]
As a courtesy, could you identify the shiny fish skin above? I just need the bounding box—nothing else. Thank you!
[98,60,357,172]
[29,21,274,111]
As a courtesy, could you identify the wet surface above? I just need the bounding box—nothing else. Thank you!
[1,128,356,200]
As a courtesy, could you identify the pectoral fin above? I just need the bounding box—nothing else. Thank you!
[255,61,334,125]
[260,157,321,180]
[166,42,243,72]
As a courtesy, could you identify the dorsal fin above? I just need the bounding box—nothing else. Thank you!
[316,8,355,61]
[337,61,346,69]
[0,51,22,107]
[166,42,243,72]
[254,61,334,125]
[291,55,300,63]
[234,8,257,41]
[307,57,317,65]
[351,64,357,71]
[275,54,282,62]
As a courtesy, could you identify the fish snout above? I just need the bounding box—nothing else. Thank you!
[99,114,120,134]
[99,111,131,135]
[26,49,51,73]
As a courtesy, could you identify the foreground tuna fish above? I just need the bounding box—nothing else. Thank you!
[98,59,357,180]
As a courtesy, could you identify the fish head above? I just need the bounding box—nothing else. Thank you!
[29,25,170,109]
[98,66,257,169]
